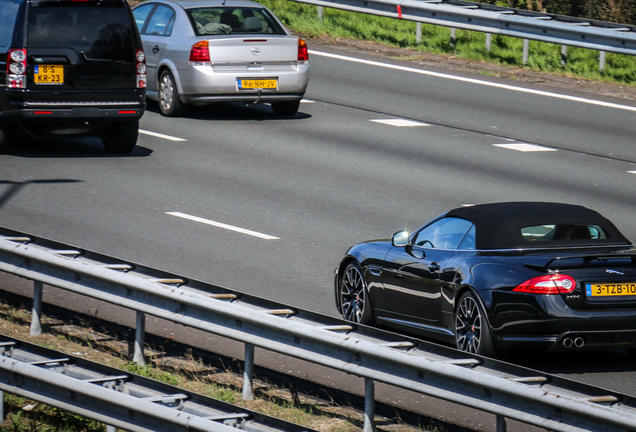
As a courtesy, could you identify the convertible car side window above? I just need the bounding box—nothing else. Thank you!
[413,217,474,250]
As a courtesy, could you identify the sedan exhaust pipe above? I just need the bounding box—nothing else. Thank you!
[574,337,585,348]
[563,338,573,348]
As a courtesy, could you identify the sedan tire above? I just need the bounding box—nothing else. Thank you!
[159,70,184,117]
[271,100,300,117]
[455,291,495,357]
[339,262,374,325]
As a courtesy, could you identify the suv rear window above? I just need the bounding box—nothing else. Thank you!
[0,0,21,47]
[28,3,135,61]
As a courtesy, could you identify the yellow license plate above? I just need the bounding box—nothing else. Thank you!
[34,65,64,85]
[586,283,636,297]
[238,79,277,90]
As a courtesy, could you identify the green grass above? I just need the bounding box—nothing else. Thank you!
[260,0,636,85]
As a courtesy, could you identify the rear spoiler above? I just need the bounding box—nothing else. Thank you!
[523,248,636,271]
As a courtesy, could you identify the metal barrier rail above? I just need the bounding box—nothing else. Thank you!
[290,0,636,56]
[1,228,636,432]
[0,335,315,432]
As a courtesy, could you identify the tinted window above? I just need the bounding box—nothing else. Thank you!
[413,217,474,250]
[189,7,285,35]
[28,3,135,61]
[143,5,175,36]
[0,0,21,47]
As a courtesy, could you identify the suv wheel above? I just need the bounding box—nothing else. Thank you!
[159,70,183,117]
[102,121,139,154]
[271,100,300,117]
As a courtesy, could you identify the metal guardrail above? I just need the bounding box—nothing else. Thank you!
[289,0,636,56]
[0,335,315,432]
[1,227,636,432]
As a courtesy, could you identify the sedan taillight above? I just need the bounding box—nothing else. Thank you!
[136,49,146,89]
[7,48,27,89]
[513,274,576,295]
[190,40,210,63]
[298,39,308,62]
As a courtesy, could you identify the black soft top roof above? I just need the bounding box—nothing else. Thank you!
[445,202,631,250]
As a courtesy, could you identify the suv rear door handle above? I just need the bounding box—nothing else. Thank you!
[152,45,160,53]
[428,263,440,272]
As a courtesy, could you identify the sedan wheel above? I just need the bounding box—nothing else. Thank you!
[455,292,495,356]
[339,263,373,325]
[159,70,183,117]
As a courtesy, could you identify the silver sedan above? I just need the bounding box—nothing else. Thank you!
[132,0,309,116]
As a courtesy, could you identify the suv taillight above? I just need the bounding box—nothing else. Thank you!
[136,49,146,88]
[7,49,27,89]
[512,274,576,295]
[189,40,210,63]
[298,39,308,62]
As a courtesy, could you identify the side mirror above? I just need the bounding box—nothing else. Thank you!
[391,230,410,247]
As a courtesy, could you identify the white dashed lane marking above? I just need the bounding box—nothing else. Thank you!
[370,119,430,127]
[166,212,280,240]
[140,129,187,142]
[493,143,557,152]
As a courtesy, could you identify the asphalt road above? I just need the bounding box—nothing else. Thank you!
[1,42,636,431]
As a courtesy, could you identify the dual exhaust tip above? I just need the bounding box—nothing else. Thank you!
[562,336,585,349]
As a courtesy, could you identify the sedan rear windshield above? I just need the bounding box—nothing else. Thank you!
[189,7,285,36]
[522,224,608,242]
[27,3,135,61]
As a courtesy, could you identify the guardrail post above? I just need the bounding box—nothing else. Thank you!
[416,22,422,44]
[561,45,567,66]
[133,311,145,365]
[485,33,491,53]
[450,28,456,48]
[242,343,255,400]
[522,39,529,64]
[497,415,507,432]
[317,5,323,21]
[599,51,606,72]
[363,378,375,432]
[0,390,4,422]
[106,425,116,432]
[30,281,43,336]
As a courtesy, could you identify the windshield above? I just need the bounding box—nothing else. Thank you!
[188,7,285,36]
[27,3,135,61]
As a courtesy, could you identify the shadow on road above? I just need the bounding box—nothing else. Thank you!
[145,100,312,121]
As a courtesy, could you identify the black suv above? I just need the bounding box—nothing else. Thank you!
[0,0,147,153]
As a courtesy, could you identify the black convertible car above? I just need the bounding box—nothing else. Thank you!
[334,202,636,357]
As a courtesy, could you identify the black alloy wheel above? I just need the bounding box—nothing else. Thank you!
[455,292,494,356]
[339,263,373,325]
[159,70,183,117]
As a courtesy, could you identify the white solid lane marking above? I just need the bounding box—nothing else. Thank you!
[309,50,636,113]
[301,99,315,103]
[370,119,430,127]
[493,143,557,152]
[140,129,187,142]
[629,171,636,174]
[167,212,280,240]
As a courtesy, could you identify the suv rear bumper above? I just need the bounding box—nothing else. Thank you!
[0,104,146,124]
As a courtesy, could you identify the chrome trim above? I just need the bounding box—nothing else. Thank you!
[376,317,454,337]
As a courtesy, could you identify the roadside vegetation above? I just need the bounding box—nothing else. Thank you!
[258,0,636,86]
[0,293,459,432]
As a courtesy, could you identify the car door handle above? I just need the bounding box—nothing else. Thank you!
[428,262,440,272]
[152,45,160,53]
